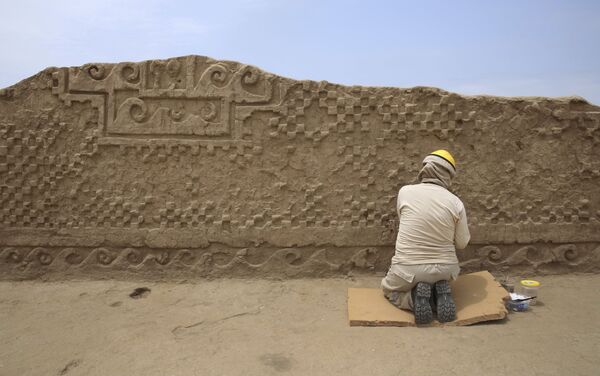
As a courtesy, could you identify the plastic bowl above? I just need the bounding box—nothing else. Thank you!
[507,299,530,312]
[506,293,531,312]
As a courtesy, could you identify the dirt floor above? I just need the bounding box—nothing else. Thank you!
[0,274,599,376]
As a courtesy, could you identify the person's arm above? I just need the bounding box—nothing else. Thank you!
[454,207,470,250]
[396,187,405,220]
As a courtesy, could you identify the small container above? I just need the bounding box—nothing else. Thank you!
[506,299,530,312]
[516,280,541,305]
[506,293,530,312]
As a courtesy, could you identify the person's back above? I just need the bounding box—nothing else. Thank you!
[381,150,470,325]
[393,183,469,265]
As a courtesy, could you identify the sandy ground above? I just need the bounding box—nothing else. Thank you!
[1,274,599,376]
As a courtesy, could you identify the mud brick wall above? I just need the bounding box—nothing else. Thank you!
[1,55,599,280]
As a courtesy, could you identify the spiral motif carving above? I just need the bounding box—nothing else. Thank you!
[64,248,84,265]
[154,251,170,265]
[241,66,260,85]
[284,250,303,266]
[1,244,598,276]
[33,247,53,265]
[169,108,185,121]
[95,248,116,265]
[563,247,578,261]
[553,244,579,263]
[476,246,503,262]
[200,102,217,121]
[201,63,230,87]
[120,64,140,84]
[125,248,143,264]
[86,64,107,80]
[211,69,227,84]
[197,252,212,266]
[121,98,148,122]
[4,247,23,263]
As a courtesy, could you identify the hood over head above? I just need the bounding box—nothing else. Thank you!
[417,154,456,189]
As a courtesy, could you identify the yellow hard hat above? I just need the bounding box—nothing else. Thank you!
[429,150,456,170]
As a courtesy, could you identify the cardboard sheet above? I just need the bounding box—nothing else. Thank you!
[348,271,509,327]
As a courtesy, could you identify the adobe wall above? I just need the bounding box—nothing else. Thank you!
[1,55,599,280]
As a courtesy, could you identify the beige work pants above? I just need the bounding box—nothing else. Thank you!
[380,263,460,310]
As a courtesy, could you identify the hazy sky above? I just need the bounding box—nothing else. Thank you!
[1,0,599,104]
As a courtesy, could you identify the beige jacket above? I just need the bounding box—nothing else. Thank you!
[391,183,470,265]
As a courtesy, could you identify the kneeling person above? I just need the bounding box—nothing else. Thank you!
[381,150,470,324]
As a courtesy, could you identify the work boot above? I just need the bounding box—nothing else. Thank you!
[411,282,433,325]
[434,280,456,323]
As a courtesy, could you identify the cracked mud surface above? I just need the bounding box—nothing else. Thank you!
[1,274,599,376]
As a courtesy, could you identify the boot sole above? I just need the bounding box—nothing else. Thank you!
[413,282,433,325]
[435,280,456,323]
